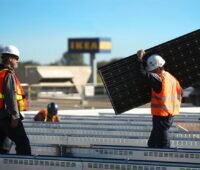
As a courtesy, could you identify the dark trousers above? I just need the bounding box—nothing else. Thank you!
[0,118,31,155]
[148,115,174,148]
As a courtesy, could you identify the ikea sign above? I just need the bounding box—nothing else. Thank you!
[68,38,111,53]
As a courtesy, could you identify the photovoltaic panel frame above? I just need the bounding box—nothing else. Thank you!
[99,29,200,114]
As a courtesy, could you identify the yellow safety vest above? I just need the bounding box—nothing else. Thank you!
[0,69,27,111]
[151,71,182,116]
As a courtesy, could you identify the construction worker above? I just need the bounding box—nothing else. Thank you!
[137,49,182,148]
[0,45,31,155]
[34,102,60,122]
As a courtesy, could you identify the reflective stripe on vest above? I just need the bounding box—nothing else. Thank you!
[0,69,27,111]
[43,109,59,122]
[151,94,182,101]
[151,104,181,110]
[0,93,4,99]
[151,71,182,116]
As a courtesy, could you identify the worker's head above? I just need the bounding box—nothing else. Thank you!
[0,45,20,68]
[137,49,146,58]
[146,54,165,73]
[47,102,58,116]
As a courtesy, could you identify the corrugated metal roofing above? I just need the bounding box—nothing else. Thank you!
[37,66,74,78]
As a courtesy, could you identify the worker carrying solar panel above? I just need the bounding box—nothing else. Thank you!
[33,102,60,122]
[136,49,182,148]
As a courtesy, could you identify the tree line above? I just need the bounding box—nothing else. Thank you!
[14,51,122,83]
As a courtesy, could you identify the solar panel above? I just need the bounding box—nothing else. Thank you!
[98,29,200,114]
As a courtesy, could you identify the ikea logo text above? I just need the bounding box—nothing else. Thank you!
[68,38,111,53]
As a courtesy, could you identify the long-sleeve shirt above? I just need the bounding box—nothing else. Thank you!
[137,57,162,93]
[0,64,20,120]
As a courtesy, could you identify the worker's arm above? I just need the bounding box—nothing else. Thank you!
[4,72,20,127]
[136,52,162,93]
[33,113,39,121]
[176,79,183,101]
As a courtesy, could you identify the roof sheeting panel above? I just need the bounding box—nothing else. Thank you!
[34,66,91,94]
[37,67,74,79]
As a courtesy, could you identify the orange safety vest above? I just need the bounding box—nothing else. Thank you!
[151,71,182,117]
[0,69,27,111]
[34,109,59,122]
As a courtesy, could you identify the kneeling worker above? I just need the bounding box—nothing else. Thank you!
[34,102,60,122]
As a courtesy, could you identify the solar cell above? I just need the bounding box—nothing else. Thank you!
[99,29,200,114]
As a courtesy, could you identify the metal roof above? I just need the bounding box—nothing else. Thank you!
[37,66,74,79]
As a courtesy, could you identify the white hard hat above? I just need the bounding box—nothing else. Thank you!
[1,45,20,58]
[146,54,165,71]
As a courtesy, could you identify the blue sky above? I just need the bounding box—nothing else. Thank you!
[0,0,199,64]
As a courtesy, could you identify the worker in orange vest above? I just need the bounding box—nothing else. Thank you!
[34,102,60,122]
[0,45,31,155]
[137,50,182,148]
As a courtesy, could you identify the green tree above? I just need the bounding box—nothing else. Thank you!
[59,52,85,65]
[19,60,40,66]
[0,45,3,52]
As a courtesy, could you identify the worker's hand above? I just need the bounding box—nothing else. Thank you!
[137,49,146,58]
[10,118,19,128]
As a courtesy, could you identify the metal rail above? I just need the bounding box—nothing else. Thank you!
[27,133,200,149]
[0,154,200,170]
[11,143,200,164]
[24,126,200,139]
[23,114,200,123]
